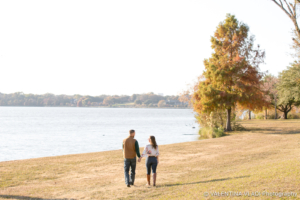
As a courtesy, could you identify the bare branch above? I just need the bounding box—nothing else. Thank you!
[279,0,284,7]
[287,103,294,112]
[277,105,285,112]
[271,0,292,18]
[283,0,294,15]
[271,0,300,51]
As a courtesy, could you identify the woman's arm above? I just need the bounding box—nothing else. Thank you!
[141,146,148,157]
[156,146,159,164]
[139,146,148,162]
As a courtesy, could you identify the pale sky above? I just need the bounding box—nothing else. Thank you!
[0,0,295,96]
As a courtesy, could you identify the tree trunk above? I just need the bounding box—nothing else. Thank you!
[274,98,277,119]
[264,109,267,120]
[226,108,232,131]
[284,111,288,119]
[248,110,251,120]
[219,113,224,128]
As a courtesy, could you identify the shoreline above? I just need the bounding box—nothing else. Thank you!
[0,138,201,163]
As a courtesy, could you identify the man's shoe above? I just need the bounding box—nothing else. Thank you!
[129,182,134,185]
[127,184,131,187]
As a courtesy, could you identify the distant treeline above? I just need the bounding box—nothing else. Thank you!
[0,92,188,108]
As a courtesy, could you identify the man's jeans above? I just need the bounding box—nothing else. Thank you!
[124,157,136,185]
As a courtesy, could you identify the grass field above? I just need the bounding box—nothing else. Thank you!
[1,120,300,199]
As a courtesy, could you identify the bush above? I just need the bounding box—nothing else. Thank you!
[199,127,225,139]
[231,120,246,131]
[265,113,281,119]
[288,113,300,119]
[195,110,227,129]
[134,100,142,105]
[157,100,166,107]
[214,127,225,137]
[143,100,152,105]
[253,110,285,119]
[254,113,264,119]
[196,109,245,138]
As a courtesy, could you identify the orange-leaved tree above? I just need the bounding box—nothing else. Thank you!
[193,14,266,131]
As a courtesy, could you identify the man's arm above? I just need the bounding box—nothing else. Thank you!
[135,141,141,158]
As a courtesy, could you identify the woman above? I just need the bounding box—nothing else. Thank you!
[139,135,159,186]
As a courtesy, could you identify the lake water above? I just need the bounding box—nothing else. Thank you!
[0,107,198,162]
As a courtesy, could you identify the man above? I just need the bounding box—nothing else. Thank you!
[122,129,141,187]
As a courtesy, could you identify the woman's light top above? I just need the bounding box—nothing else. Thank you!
[141,144,159,157]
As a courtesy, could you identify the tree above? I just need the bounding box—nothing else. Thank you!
[277,100,295,119]
[157,100,166,107]
[262,75,279,119]
[193,14,266,131]
[131,94,138,102]
[276,62,300,119]
[143,99,152,105]
[248,110,252,120]
[82,97,92,106]
[278,62,300,101]
[134,99,142,105]
[77,98,83,107]
[271,0,300,57]
[103,97,115,105]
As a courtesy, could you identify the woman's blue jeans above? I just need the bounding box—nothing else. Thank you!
[146,156,157,175]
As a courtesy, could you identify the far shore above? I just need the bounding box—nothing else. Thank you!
[1,120,300,199]
[0,106,190,109]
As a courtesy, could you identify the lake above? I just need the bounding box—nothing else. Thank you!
[0,107,199,162]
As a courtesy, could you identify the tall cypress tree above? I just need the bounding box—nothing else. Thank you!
[193,14,265,131]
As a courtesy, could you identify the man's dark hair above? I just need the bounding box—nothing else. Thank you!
[129,130,135,134]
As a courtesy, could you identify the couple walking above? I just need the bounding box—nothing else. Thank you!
[122,129,159,187]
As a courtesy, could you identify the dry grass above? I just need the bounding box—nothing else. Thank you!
[1,120,300,200]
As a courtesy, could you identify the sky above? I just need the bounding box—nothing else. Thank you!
[0,0,296,96]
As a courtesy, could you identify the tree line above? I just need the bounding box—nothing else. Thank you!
[0,92,188,108]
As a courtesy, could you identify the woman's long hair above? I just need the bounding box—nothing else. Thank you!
[150,135,158,149]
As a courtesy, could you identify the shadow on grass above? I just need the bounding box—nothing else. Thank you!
[157,175,250,188]
[0,195,75,200]
[268,130,300,134]
[246,127,300,134]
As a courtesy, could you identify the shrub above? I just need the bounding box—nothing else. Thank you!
[199,127,225,139]
[214,127,225,137]
[254,113,264,119]
[288,113,300,119]
[143,100,152,105]
[268,113,275,119]
[195,110,227,129]
[231,120,246,131]
[134,100,142,105]
[157,100,166,107]
[253,110,285,119]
